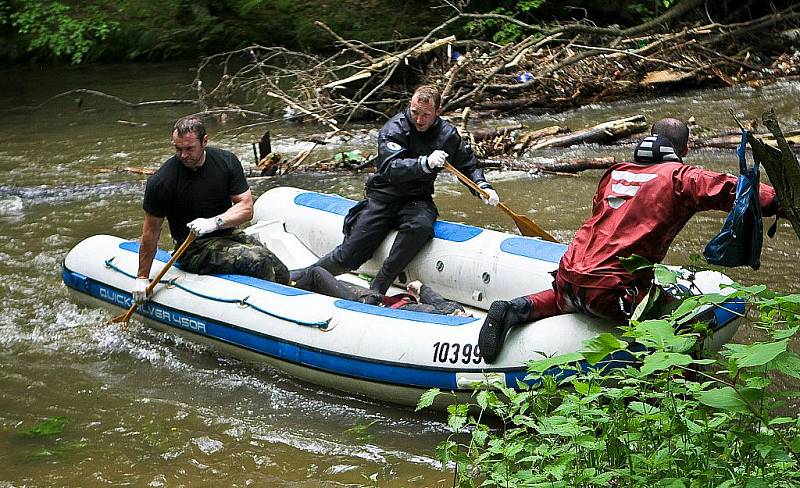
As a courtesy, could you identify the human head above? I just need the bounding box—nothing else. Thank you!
[651,118,690,157]
[409,85,442,132]
[172,115,208,169]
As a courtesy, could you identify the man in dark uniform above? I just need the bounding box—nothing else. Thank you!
[132,115,288,303]
[294,85,499,297]
[478,118,782,363]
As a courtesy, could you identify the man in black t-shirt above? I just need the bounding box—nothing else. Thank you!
[132,115,288,303]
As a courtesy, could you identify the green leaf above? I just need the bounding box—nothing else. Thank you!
[527,352,583,373]
[574,380,603,395]
[744,479,769,488]
[415,388,440,411]
[18,416,70,437]
[641,352,693,375]
[630,319,696,352]
[671,297,700,319]
[537,416,585,437]
[725,340,788,368]
[628,401,661,415]
[476,390,490,411]
[542,452,576,480]
[654,264,678,285]
[745,376,771,390]
[344,420,378,442]
[472,427,488,447]
[696,386,761,413]
[581,333,627,365]
[619,254,653,273]
[631,287,661,321]
[733,283,768,295]
[447,403,469,432]
[333,150,365,163]
[768,351,800,379]
[773,326,799,340]
[656,479,687,488]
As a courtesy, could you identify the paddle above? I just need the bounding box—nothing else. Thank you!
[109,232,196,325]
[443,162,558,242]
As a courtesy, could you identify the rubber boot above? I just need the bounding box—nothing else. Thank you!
[478,297,533,363]
[360,292,383,306]
[290,253,350,283]
[369,268,396,295]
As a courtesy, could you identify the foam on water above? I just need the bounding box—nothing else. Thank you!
[0,196,24,215]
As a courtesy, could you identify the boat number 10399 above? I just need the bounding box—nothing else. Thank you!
[432,342,482,364]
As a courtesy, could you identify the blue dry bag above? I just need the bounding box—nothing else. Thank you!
[703,130,764,270]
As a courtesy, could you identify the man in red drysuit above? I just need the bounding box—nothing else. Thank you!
[478,118,782,363]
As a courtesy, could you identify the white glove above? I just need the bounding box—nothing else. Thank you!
[425,150,448,170]
[481,188,500,206]
[187,217,219,236]
[132,277,150,304]
[406,280,423,297]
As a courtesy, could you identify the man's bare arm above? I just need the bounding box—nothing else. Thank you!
[216,189,254,229]
[137,212,164,278]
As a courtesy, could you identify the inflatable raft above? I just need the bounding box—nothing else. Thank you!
[62,187,745,408]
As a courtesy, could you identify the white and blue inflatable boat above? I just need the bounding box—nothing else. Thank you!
[62,186,745,407]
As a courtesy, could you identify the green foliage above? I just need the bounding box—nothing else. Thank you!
[18,416,70,437]
[10,1,119,63]
[424,285,800,487]
[465,0,684,45]
[344,419,379,442]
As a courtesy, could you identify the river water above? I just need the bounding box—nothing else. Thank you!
[0,62,798,486]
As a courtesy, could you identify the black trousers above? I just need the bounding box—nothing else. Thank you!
[294,266,379,302]
[327,197,437,294]
[295,267,464,315]
[401,284,465,315]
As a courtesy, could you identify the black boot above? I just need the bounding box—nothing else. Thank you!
[369,269,394,295]
[478,297,533,363]
[291,253,350,283]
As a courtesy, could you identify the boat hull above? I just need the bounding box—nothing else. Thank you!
[61,188,745,408]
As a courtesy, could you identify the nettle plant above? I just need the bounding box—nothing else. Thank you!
[419,269,800,487]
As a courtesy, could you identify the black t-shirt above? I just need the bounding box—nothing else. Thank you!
[143,146,249,244]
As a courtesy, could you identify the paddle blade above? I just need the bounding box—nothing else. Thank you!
[512,213,558,242]
[109,304,137,324]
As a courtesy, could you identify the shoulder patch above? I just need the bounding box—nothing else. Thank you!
[386,141,402,151]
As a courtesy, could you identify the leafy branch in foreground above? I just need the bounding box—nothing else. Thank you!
[418,284,800,487]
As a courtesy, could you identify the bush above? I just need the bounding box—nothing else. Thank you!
[418,283,800,487]
[9,0,119,63]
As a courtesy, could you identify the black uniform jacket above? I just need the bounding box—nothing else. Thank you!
[365,106,491,202]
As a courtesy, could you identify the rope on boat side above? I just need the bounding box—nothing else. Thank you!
[103,257,331,329]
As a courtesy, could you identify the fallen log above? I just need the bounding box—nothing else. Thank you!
[508,157,616,173]
[257,152,283,176]
[746,109,800,241]
[697,129,800,149]
[472,97,551,112]
[470,124,523,142]
[527,115,648,151]
[513,126,564,153]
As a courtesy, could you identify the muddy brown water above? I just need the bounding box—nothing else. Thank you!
[0,62,798,486]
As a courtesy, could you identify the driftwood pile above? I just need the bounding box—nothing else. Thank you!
[98,111,798,178]
[190,2,800,133]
